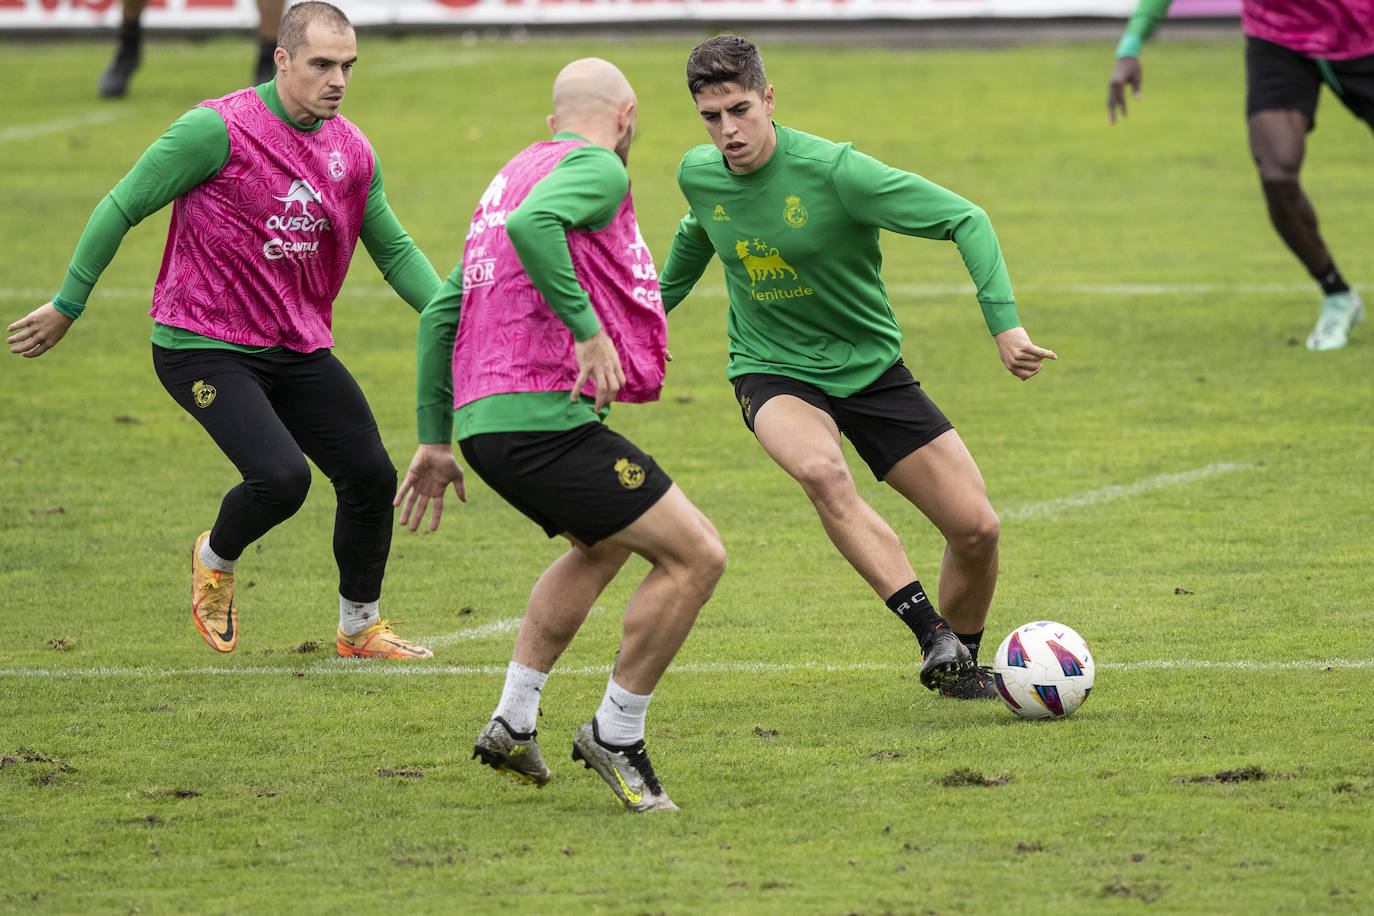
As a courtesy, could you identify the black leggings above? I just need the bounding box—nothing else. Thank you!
[153,344,396,603]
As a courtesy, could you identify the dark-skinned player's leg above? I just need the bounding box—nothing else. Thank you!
[1249,109,1363,350]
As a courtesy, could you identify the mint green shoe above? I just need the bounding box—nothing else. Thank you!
[1306,290,1364,351]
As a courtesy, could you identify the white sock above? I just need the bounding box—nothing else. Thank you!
[594,676,652,747]
[492,661,548,734]
[339,597,380,636]
[199,537,237,573]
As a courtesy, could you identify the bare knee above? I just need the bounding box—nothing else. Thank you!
[677,522,727,599]
[793,455,858,516]
[950,509,1000,561]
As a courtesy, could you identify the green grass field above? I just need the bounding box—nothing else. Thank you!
[2,28,1372,915]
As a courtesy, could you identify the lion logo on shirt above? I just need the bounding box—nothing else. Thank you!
[736,238,798,286]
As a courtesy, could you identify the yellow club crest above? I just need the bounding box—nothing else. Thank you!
[614,457,645,490]
[191,380,217,409]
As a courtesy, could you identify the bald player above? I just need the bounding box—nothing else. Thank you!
[395,58,725,813]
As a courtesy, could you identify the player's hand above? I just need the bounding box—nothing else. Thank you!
[573,330,625,412]
[1108,56,1142,124]
[995,326,1058,380]
[394,443,466,533]
[7,302,73,358]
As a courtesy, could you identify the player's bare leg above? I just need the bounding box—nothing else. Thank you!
[511,543,631,675]
[568,485,725,812]
[594,485,724,693]
[1250,109,1327,271]
[751,395,916,597]
[473,542,629,787]
[884,429,1000,698]
[751,395,970,690]
[1250,109,1364,349]
[882,429,999,637]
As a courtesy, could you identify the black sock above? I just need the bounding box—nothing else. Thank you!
[118,19,142,55]
[1313,262,1350,295]
[954,629,984,666]
[885,581,946,649]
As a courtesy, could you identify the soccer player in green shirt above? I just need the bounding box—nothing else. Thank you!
[659,35,1057,700]
[7,2,441,660]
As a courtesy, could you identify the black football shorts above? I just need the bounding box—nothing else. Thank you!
[1246,35,1374,129]
[731,359,953,481]
[460,422,673,547]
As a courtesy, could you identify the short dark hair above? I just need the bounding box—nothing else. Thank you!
[686,34,767,96]
[277,1,353,57]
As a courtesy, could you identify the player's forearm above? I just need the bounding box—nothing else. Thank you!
[658,214,714,312]
[506,204,602,341]
[1117,0,1175,58]
[946,209,1020,334]
[373,238,442,314]
[360,158,442,312]
[56,106,227,317]
[415,273,461,444]
[54,195,136,318]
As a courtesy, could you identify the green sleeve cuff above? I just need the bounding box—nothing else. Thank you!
[1116,35,1144,58]
[979,299,1021,336]
[560,304,603,342]
[417,404,453,445]
[52,294,86,320]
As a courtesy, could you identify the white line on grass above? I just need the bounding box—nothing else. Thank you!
[1,658,1370,679]
[415,616,520,647]
[997,462,1252,523]
[0,110,125,143]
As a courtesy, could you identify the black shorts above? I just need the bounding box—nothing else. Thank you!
[459,423,673,548]
[732,359,953,481]
[1246,35,1374,129]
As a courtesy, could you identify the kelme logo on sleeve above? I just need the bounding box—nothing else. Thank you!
[191,380,217,408]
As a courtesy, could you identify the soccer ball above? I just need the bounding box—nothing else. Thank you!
[992,621,1094,720]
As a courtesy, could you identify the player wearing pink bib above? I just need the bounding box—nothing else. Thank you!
[395,59,725,813]
[1108,0,1374,351]
[8,2,442,660]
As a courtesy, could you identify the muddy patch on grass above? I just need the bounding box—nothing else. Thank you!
[1178,765,1271,784]
[938,768,1013,787]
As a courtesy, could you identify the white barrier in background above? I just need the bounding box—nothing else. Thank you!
[1,0,1240,31]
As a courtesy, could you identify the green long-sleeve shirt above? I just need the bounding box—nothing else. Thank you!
[1116,0,1176,57]
[53,81,440,351]
[416,135,627,444]
[659,123,1018,398]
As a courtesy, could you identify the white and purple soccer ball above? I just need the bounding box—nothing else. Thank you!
[992,621,1094,720]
